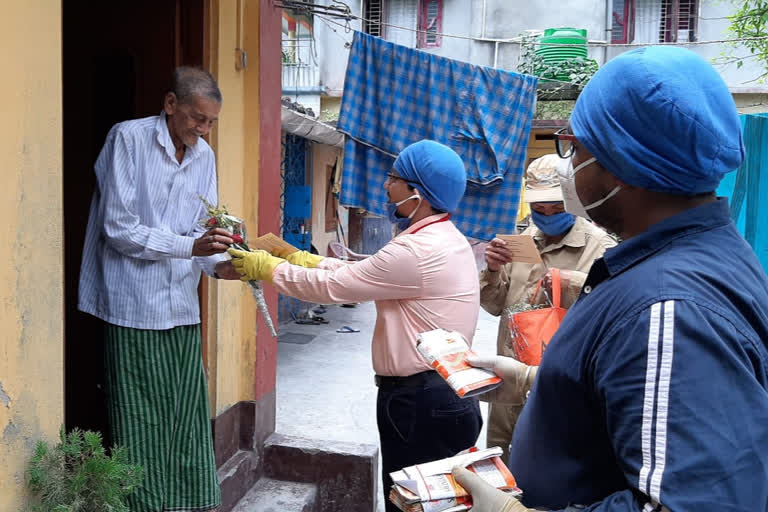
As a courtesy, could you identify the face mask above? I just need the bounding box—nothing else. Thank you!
[386,193,422,231]
[531,211,576,236]
[557,157,621,221]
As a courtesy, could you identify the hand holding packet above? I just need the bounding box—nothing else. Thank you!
[417,329,502,398]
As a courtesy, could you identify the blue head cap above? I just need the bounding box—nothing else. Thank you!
[570,46,744,195]
[393,140,467,212]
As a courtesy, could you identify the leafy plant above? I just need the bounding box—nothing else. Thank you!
[534,100,576,120]
[320,108,340,122]
[26,427,143,512]
[517,32,598,90]
[517,32,545,77]
[720,0,768,82]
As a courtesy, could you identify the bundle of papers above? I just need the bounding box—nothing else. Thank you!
[389,447,522,512]
[417,329,502,398]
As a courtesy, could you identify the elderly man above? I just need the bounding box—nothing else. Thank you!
[79,67,235,511]
[227,140,483,512]
[453,47,768,511]
[479,154,615,462]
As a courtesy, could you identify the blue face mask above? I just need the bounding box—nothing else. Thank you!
[387,194,421,231]
[531,210,576,236]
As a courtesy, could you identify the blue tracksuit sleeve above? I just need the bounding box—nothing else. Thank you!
[579,299,768,512]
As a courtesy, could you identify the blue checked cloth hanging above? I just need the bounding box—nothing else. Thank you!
[337,31,537,240]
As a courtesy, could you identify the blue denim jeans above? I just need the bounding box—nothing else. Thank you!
[377,376,482,512]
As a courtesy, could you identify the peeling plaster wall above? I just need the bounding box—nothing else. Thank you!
[0,1,64,509]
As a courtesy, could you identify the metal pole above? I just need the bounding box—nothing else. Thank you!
[604,0,613,65]
[481,0,487,39]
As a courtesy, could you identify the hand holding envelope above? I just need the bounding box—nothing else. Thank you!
[484,235,542,271]
[495,235,542,264]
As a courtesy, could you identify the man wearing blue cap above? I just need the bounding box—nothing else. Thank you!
[453,47,768,511]
[227,140,483,511]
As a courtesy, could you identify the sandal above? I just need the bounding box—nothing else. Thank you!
[295,316,329,325]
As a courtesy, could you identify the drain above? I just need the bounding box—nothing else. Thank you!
[278,333,316,345]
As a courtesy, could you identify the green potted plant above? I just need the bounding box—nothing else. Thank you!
[26,427,143,512]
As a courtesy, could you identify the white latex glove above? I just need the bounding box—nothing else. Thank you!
[466,354,538,405]
[452,466,533,512]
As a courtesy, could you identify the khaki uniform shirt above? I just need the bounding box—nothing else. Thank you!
[479,217,617,356]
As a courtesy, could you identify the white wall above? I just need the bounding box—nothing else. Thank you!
[604,0,765,90]
[691,0,763,90]
[478,0,608,70]
[314,0,363,96]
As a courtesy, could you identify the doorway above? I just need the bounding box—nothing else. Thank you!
[62,0,208,439]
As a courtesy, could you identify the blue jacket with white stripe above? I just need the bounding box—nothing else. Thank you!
[508,199,768,511]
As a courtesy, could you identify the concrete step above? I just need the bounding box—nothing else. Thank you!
[231,477,318,512]
[217,449,261,512]
[264,432,378,512]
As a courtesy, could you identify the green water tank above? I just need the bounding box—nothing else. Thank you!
[536,28,588,80]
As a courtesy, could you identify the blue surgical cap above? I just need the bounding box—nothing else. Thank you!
[393,140,467,212]
[571,47,744,195]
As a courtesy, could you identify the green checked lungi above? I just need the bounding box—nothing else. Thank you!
[104,323,221,512]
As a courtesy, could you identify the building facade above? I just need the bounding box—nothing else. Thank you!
[309,0,767,114]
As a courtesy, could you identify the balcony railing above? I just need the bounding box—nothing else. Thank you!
[282,37,320,92]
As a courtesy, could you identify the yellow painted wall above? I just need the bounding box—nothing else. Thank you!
[319,96,342,122]
[205,0,262,415]
[0,1,64,509]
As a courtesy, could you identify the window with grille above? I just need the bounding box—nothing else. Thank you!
[611,0,634,44]
[363,0,385,38]
[659,0,698,42]
[619,0,699,44]
[417,0,442,48]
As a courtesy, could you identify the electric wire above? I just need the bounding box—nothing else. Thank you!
[312,12,768,89]
[316,8,768,48]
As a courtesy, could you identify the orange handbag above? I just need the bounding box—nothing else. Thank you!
[508,268,568,366]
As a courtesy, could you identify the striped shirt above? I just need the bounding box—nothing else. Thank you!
[78,113,223,330]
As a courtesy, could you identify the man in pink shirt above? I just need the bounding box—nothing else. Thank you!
[228,140,482,511]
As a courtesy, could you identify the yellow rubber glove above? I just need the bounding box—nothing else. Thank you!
[452,466,533,512]
[228,249,286,283]
[279,250,325,268]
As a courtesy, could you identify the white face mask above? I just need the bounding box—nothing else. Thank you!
[397,194,422,219]
[557,157,621,221]
[387,193,422,230]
